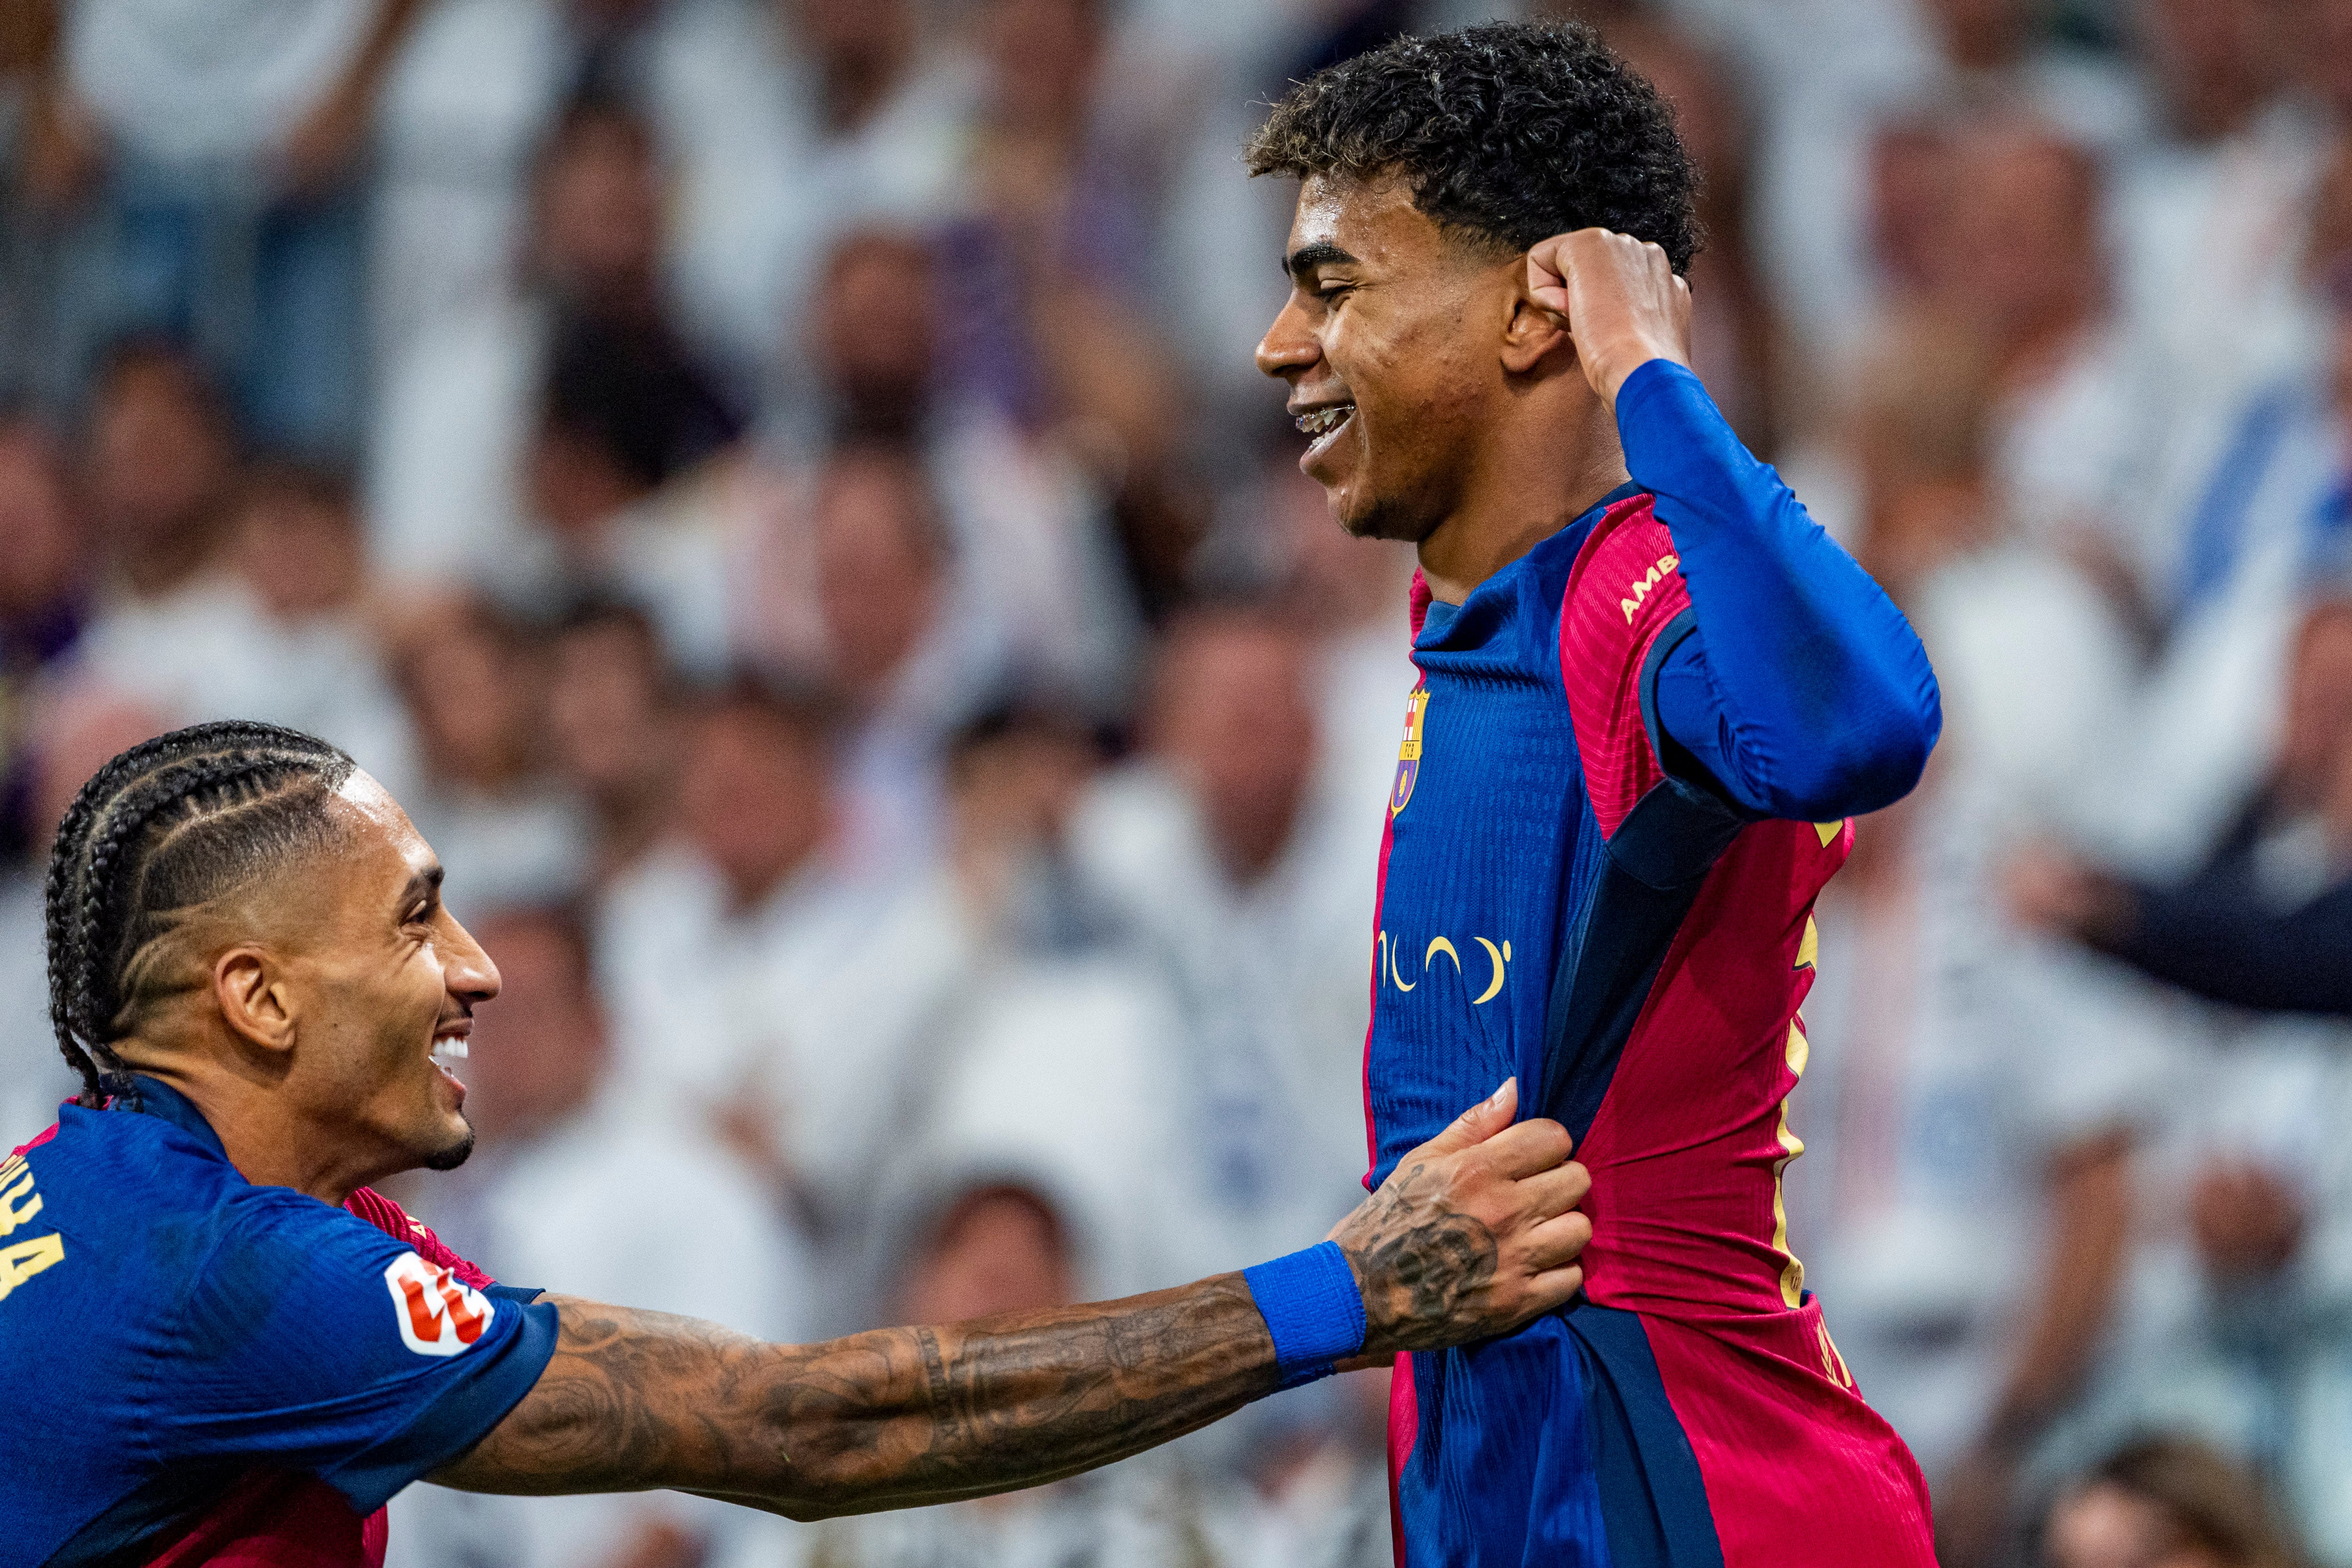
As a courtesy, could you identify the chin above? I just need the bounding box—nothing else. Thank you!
[419,1117,476,1172]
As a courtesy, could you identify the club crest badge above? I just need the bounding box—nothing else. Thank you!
[1391,687,1429,817]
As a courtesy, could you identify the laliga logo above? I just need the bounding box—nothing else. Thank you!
[383,1251,494,1357]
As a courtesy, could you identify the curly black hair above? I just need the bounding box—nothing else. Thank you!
[1245,20,1699,272]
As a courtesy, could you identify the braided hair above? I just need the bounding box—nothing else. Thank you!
[44,721,357,1107]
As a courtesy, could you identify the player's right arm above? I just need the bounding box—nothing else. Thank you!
[431,1080,1589,1517]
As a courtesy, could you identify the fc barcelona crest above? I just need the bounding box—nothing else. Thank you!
[1391,687,1429,816]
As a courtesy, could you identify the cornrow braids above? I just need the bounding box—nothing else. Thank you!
[43,721,356,1108]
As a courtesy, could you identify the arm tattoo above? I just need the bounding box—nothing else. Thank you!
[1330,1158,1503,1354]
[431,1278,1280,1517]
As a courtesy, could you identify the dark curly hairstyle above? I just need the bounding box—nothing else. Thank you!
[44,721,356,1107]
[1244,20,1700,272]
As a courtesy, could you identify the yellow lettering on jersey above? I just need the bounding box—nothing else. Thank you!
[0,1233,64,1301]
[1794,915,1818,973]
[1814,820,1843,848]
[0,1162,42,1238]
[1619,552,1682,622]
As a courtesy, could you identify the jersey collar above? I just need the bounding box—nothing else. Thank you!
[1414,480,1649,651]
[119,1074,231,1163]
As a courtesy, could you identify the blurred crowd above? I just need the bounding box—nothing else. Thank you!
[2,0,2350,1563]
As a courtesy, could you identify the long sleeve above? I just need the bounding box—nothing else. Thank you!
[1617,359,1941,820]
[2092,873,2352,1017]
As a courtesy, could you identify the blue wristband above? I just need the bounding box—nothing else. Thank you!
[1243,1241,1367,1387]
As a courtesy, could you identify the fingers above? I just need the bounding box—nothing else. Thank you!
[1512,1210,1594,1274]
[1516,1263,1586,1321]
[1509,1159,1592,1224]
[1468,1114,1575,1180]
[1416,1078,1519,1157]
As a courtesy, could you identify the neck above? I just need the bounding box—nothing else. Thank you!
[1416,397,1629,604]
[131,1059,379,1206]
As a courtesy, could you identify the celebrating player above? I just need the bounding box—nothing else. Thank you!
[2,722,1594,1566]
[1249,21,1944,1567]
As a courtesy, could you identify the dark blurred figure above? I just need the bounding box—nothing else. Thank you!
[546,600,683,890]
[389,595,587,906]
[0,418,88,726]
[2011,597,2352,1015]
[80,339,235,604]
[675,677,839,920]
[899,1182,1077,1323]
[945,700,1105,949]
[2041,1438,2312,1568]
[806,231,939,445]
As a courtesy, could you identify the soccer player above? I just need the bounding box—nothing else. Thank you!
[1247,22,1945,1567]
[2,722,1594,1565]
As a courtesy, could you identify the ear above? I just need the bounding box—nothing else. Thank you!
[215,947,297,1058]
[1500,262,1574,376]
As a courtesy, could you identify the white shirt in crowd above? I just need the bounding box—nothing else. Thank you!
[386,1087,813,1568]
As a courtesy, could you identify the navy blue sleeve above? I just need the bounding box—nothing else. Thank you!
[2093,875,2352,1016]
[1616,359,1941,820]
[160,1187,559,1512]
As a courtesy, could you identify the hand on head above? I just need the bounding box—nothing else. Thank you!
[1524,228,1694,406]
[1328,1077,1591,1356]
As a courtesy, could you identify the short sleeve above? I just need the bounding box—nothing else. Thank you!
[157,1187,559,1512]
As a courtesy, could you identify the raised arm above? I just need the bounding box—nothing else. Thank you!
[1532,230,1942,821]
[432,1080,1589,1517]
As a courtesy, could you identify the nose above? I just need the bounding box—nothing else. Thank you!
[1255,295,1319,382]
[442,916,502,1007]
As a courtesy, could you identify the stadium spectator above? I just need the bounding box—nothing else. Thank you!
[388,594,587,907]
[0,688,163,1143]
[544,598,683,890]
[2010,597,2352,1017]
[0,417,88,736]
[1068,603,1375,1275]
[382,903,814,1568]
[205,462,419,796]
[1788,313,2154,1567]
[370,93,738,620]
[596,676,978,1297]
[2041,1437,2313,1568]
[63,340,286,724]
[25,0,429,454]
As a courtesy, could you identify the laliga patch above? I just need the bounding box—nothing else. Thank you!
[383,1251,494,1356]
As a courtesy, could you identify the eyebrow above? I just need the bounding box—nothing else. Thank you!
[1284,241,1360,282]
[398,864,446,909]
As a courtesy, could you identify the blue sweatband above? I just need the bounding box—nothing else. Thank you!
[1242,1240,1366,1387]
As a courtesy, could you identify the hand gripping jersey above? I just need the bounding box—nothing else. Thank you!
[1,1080,557,1568]
[1367,366,1938,1567]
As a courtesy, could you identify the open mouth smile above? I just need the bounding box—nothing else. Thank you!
[1292,402,1357,466]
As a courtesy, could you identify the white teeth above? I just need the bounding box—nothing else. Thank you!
[433,1036,468,1060]
[1294,404,1354,439]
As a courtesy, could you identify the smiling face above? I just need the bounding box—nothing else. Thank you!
[258,773,500,1178]
[1256,175,1519,542]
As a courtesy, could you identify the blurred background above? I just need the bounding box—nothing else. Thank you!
[2,0,2350,1563]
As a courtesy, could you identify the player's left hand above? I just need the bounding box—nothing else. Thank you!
[1525,228,1692,407]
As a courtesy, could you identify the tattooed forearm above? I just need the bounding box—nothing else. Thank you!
[430,1086,1590,1516]
[430,1278,1280,1517]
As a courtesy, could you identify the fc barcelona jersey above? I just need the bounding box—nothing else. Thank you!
[1365,424,1937,1562]
[1,1080,556,1568]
